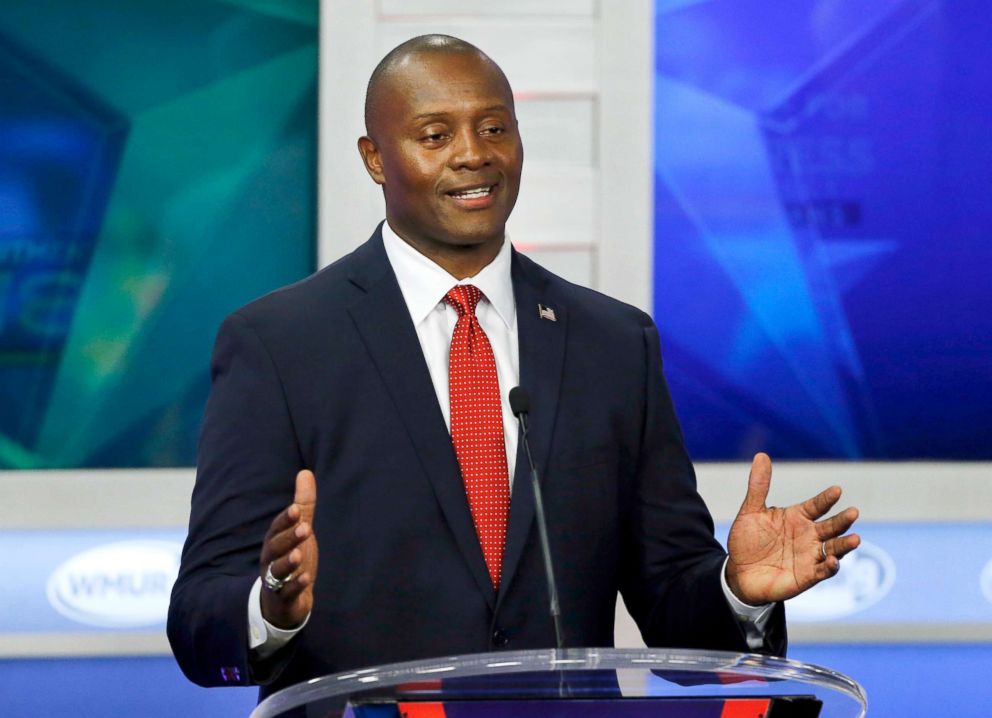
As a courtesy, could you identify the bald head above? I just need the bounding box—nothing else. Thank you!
[364,35,513,135]
[355,34,523,278]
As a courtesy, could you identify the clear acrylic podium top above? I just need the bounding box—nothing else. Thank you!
[250,648,867,718]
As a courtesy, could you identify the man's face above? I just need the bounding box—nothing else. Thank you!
[359,51,524,254]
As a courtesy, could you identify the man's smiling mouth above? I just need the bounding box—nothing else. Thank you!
[448,184,495,199]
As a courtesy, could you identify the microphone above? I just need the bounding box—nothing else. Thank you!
[509,386,563,651]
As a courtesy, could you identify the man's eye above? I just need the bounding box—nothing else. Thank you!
[423,132,447,142]
[482,126,504,135]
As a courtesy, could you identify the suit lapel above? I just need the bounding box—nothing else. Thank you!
[345,231,496,607]
[498,251,567,600]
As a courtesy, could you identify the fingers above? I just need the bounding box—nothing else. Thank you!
[815,506,859,540]
[806,533,861,587]
[267,545,309,586]
[813,554,842,582]
[800,484,843,521]
[260,554,314,628]
[264,502,302,542]
[262,519,312,566]
[822,533,861,561]
[811,533,862,582]
[740,453,772,514]
[260,469,318,577]
[813,503,860,579]
[262,470,317,561]
[268,569,312,602]
[294,469,317,522]
[258,470,319,628]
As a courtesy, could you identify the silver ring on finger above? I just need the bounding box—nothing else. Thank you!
[263,561,290,593]
[820,541,828,561]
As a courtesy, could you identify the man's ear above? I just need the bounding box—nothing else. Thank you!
[357,136,385,185]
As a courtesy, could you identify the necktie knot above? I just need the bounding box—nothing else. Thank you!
[444,284,484,317]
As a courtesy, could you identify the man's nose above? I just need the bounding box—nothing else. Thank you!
[449,128,490,170]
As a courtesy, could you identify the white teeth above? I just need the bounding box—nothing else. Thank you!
[451,186,492,199]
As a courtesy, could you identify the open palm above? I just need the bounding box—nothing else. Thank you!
[725,454,860,606]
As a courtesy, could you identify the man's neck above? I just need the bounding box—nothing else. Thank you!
[387,227,503,280]
[426,245,502,280]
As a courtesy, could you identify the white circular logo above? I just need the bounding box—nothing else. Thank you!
[981,557,992,604]
[786,540,895,621]
[46,540,182,628]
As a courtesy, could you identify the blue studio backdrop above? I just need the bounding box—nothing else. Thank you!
[653,1,992,716]
[653,0,991,460]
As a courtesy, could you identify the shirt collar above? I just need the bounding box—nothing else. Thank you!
[381,220,516,329]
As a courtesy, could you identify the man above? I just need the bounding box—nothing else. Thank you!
[168,35,859,699]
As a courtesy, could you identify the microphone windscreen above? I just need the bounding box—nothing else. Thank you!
[508,386,530,417]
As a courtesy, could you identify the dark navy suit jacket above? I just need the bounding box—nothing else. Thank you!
[167,226,786,698]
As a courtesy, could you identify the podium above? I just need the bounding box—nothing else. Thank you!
[250,648,867,718]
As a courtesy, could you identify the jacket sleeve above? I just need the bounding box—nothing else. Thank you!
[619,321,787,655]
[167,311,304,686]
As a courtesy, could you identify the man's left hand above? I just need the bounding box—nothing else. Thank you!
[726,453,860,606]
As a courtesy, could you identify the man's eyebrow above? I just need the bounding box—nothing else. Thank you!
[410,104,512,122]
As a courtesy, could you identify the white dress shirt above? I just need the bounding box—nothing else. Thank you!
[380,221,520,484]
[248,221,771,657]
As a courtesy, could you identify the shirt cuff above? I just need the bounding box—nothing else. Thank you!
[247,576,311,660]
[720,557,775,650]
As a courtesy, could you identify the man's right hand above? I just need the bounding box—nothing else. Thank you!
[259,469,318,629]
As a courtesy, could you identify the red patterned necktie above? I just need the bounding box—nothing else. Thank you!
[444,284,510,589]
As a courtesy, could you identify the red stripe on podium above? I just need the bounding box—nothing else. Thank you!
[720,698,771,718]
[397,702,447,718]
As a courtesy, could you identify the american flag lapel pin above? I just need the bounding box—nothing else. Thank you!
[537,304,557,322]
